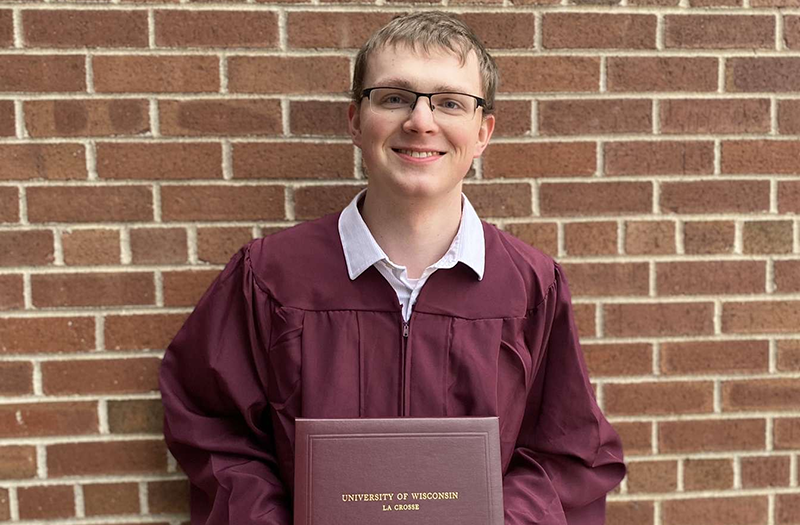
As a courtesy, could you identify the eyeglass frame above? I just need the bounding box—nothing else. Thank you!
[361,87,488,118]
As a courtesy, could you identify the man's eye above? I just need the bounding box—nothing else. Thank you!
[440,99,464,110]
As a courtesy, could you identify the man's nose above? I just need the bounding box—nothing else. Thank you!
[404,96,437,132]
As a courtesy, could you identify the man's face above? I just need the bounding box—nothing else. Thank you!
[348,44,495,202]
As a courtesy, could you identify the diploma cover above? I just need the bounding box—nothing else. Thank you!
[294,417,504,525]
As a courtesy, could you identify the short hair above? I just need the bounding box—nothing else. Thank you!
[351,12,499,115]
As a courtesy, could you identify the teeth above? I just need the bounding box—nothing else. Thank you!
[398,149,441,158]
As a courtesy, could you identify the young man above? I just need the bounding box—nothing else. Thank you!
[160,12,625,525]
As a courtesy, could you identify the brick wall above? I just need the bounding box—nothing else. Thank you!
[0,2,798,524]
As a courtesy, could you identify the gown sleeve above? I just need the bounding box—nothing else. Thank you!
[159,244,292,524]
[503,263,626,525]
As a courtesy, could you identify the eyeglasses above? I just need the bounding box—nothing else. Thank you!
[362,87,486,121]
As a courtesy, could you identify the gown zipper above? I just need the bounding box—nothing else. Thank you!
[401,321,410,416]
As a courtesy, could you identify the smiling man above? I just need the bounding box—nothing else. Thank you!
[160,12,625,525]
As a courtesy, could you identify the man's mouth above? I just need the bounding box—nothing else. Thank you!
[393,149,445,158]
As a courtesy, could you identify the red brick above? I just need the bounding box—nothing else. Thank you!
[543,14,656,49]
[0,10,11,48]
[684,221,735,254]
[42,357,160,395]
[741,456,790,488]
[605,141,714,176]
[779,181,800,213]
[108,399,163,434]
[162,269,219,307]
[660,180,770,214]
[663,497,767,525]
[483,142,596,179]
[47,440,167,476]
[573,303,596,338]
[684,459,733,491]
[198,226,253,264]
[723,301,800,334]
[660,340,769,375]
[288,12,393,49]
[607,501,654,525]
[97,142,222,180]
[605,381,713,415]
[0,445,36,478]
[662,99,770,134]
[228,56,350,94]
[608,57,717,92]
[723,379,800,411]
[0,361,32,395]
[32,272,154,307]
[777,494,800,525]
[84,482,140,516]
[626,460,677,493]
[18,485,74,520]
[540,182,652,217]
[25,99,149,137]
[156,10,277,48]
[782,16,800,49]
[505,223,558,256]
[0,55,85,92]
[775,418,800,449]
[461,13,538,49]
[691,0,741,6]
[625,221,675,255]
[105,313,187,351]
[492,100,531,137]
[561,263,648,297]
[289,101,349,136]
[0,100,13,136]
[27,185,153,223]
[657,261,766,295]
[665,15,774,49]
[723,141,800,175]
[0,143,86,180]
[0,402,97,438]
[495,57,600,92]
[727,58,800,92]
[743,221,793,254]
[583,343,652,377]
[614,422,652,455]
[93,56,219,93]
[233,143,353,180]
[604,302,714,337]
[0,187,18,222]
[0,488,8,521]
[159,99,281,136]
[777,340,800,371]
[149,479,190,514]
[0,230,54,265]
[563,222,617,256]
[779,100,800,134]
[464,183,533,219]
[0,274,23,310]
[24,10,147,48]
[0,317,94,353]
[292,185,365,220]
[130,227,187,264]
[751,0,800,5]
[161,184,285,221]
[62,228,120,265]
[659,419,766,452]
[539,99,652,136]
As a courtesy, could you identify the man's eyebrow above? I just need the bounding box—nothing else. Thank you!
[373,78,473,94]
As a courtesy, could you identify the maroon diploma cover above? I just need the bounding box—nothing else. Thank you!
[294,417,504,525]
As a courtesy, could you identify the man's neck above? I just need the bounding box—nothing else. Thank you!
[360,187,462,279]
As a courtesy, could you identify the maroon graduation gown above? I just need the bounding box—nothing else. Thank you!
[159,213,626,525]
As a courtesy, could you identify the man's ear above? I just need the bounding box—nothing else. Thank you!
[348,102,362,148]
[472,113,496,159]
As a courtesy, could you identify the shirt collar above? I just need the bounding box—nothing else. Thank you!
[338,189,485,282]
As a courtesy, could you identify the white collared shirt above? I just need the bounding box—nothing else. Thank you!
[338,189,485,321]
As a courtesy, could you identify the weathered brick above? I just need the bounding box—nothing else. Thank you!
[775,418,800,450]
[751,0,800,5]
[156,10,277,48]
[96,142,222,180]
[0,10,11,48]
[130,227,187,264]
[0,55,85,92]
[605,381,714,415]
[778,100,800,134]
[727,58,800,92]
[583,343,652,377]
[24,10,147,48]
[605,302,714,337]
[608,57,717,92]
[626,460,677,493]
[663,497,767,525]
[289,101,349,136]
[108,399,163,434]
[228,56,350,94]
[660,340,769,375]
[463,183,532,219]
[605,141,714,176]
[661,180,770,214]
[626,221,675,255]
[47,440,167,476]
[743,221,793,254]
[0,402,97,438]
[563,222,617,255]
[62,228,120,265]
[0,274,23,310]
[0,488,8,521]
[0,445,36,478]
[659,419,766,452]
[665,15,775,49]
[741,456,790,488]
[149,479,190,514]
[83,482,140,516]
[777,340,800,371]
[543,14,656,49]
[93,56,219,93]
[162,269,220,307]
[159,100,281,136]
[540,182,652,216]
[0,317,94,353]
[288,12,393,49]
[561,263,649,297]
[723,301,800,334]
[27,186,153,223]
[0,230,54,265]
[607,501,654,525]
[614,422,652,456]
[723,379,800,412]
[723,141,800,175]
[25,99,149,137]
[684,459,734,491]
[539,99,652,136]
[161,184,285,221]
[18,485,74,520]
[492,100,531,137]
[657,261,766,295]
[198,227,253,264]
[105,313,187,351]
[684,221,735,254]
[233,143,353,180]
[0,143,86,180]
[0,187,18,222]
[495,56,600,92]
[0,361,32,395]
[483,142,596,179]
[42,357,160,395]
[661,99,771,134]
[778,181,800,213]
[504,223,558,257]
[781,16,800,49]
[777,494,800,525]
[0,100,13,136]
[32,272,154,307]
[573,303,596,338]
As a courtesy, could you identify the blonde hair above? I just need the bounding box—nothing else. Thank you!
[351,12,499,115]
